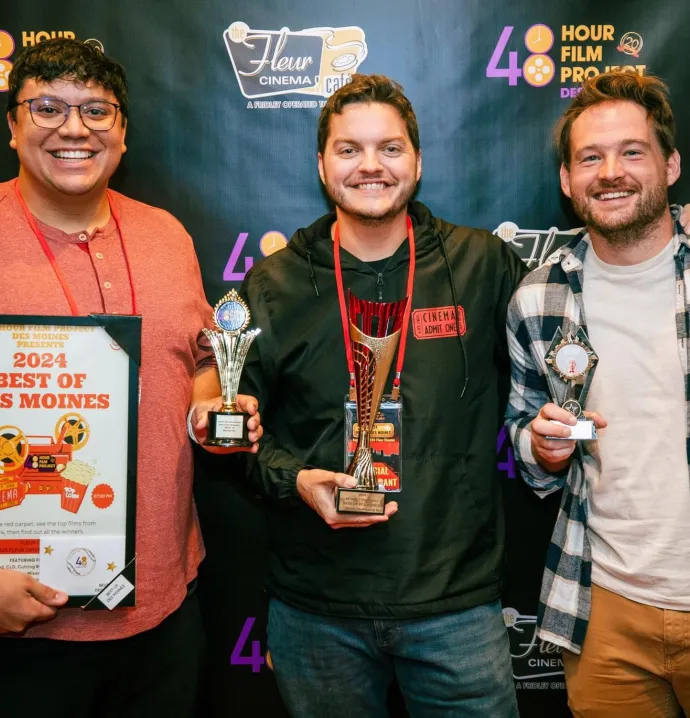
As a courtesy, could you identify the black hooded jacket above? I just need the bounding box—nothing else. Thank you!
[238,201,527,618]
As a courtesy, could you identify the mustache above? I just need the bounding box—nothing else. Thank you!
[346,175,392,183]
[588,185,637,196]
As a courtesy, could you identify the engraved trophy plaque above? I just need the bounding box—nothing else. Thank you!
[203,290,260,447]
[545,327,599,440]
[335,291,408,514]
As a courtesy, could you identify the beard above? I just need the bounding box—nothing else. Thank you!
[323,175,418,227]
[570,179,669,247]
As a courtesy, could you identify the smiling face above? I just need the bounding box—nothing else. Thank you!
[560,99,680,241]
[317,102,421,225]
[7,77,127,203]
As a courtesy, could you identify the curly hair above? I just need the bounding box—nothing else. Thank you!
[7,38,129,120]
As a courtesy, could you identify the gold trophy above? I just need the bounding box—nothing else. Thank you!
[203,290,260,447]
[336,291,408,514]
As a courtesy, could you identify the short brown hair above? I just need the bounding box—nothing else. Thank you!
[317,74,420,155]
[555,72,675,169]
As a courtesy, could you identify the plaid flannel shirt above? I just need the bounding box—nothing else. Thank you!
[505,209,690,654]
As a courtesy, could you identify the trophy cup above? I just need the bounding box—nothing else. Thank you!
[544,327,599,440]
[335,291,408,514]
[203,290,260,447]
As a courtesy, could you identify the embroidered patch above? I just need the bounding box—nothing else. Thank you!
[412,305,466,340]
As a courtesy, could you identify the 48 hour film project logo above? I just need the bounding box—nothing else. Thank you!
[0,30,14,92]
[224,21,367,103]
[485,22,648,99]
[0,30,104,93]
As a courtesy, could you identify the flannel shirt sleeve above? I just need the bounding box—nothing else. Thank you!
[505,288,567,496]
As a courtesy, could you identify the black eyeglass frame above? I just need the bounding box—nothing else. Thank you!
[12,97,122,131]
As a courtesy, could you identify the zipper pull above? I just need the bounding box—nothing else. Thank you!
[376,273,384,301]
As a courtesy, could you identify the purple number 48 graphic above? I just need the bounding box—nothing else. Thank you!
[486,26,522,86]
[497,426,517,479]
[223,232,254,281]
[230,616,266,673]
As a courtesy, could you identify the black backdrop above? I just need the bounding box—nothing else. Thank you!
[2,2,689,715]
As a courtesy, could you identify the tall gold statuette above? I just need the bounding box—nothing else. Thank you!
[335,291,408,514]
[203,290,260,447]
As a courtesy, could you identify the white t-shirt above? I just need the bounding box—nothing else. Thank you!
[582,236,690,610]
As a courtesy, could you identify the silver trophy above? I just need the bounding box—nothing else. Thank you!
[544,326,599,440]
[203,290,260,447]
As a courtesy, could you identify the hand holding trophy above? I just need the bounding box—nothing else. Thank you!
[203,290,260,448]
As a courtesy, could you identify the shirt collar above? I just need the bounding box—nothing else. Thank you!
[33,215,118,244]
[558,203,688,270]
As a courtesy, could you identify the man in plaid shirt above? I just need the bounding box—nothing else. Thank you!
[506,71,690,716]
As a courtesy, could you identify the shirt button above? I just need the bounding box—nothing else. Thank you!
[95,252,104,260]
[104,281,112,290]
[78,233,88,242]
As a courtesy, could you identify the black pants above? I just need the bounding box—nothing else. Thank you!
[0,592,204,718]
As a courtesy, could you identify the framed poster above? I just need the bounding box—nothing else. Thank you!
[0,315,139,609]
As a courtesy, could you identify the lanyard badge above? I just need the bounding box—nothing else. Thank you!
[344,396,403,497]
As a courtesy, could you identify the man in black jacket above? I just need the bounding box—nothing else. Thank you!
[239,74,525,717]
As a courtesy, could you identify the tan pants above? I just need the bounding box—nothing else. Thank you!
[563,584,690,717]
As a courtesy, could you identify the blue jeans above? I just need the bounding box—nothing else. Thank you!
[267,598,519,717]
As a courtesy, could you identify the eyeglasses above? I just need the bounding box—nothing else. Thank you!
[15,97,121,131]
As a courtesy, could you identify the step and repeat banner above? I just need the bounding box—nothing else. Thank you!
[1,1,689,716]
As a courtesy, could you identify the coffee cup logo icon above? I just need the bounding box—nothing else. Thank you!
[332,53,357,71]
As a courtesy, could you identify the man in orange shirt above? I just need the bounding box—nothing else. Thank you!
[0,38,261,718]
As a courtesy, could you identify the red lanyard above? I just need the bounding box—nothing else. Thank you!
[14,179,138,316]
[334,216,415,401]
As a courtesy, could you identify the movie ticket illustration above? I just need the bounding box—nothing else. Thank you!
[0,316,139,606]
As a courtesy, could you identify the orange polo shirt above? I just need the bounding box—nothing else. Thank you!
[0,180,213,640]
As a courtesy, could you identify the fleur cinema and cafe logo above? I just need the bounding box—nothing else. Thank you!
[503,608,564,680]
[493,221,580,269]
[223,21,367,99]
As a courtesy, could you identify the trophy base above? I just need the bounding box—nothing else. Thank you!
[335,487,386,515]
[549,419,597,441]
[205,410,251,448]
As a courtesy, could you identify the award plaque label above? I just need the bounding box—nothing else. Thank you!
[203,290,260,448]
[210,413,247,441]
[551,419,596,441]
[544,327,599,441]
[335,487,386,515]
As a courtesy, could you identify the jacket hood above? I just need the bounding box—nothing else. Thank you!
[283,200,470,395]
[286,201,456,272]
